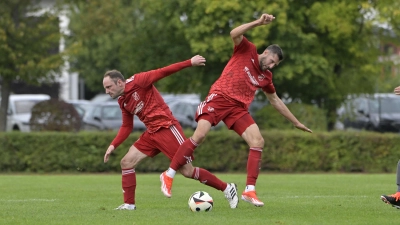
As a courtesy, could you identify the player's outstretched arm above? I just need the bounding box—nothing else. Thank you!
[265,92,313,133]
[230,13,275,46]
[394,86,400,95]
[139,55,206,85]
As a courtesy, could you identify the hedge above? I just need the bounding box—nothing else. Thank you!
[1,129,400,173]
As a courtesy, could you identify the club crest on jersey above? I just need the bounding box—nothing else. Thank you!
[132,92,140,101]
[134,101,144,114]
[244,66,259,86]
[258,74,265,81]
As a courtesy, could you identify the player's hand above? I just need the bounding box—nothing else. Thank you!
[394,86,400,95]
[258,13,275,25]
[294,123,313,133]
[191,55,206,66]
[104,145,115,163]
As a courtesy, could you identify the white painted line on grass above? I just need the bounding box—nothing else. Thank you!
[0,199,57,202]
[277,195,368,198]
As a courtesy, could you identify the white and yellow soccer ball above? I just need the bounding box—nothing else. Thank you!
[188,191,213,212]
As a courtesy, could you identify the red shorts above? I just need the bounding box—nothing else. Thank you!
[133,122,194,160]
[195,93,255,135]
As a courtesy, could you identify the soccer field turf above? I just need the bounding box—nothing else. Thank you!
[0,173,398,225]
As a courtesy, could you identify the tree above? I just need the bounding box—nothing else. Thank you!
[65,0,197,96]
[0,0,64,131]
[174,0,400,129]
[66,0,400,130]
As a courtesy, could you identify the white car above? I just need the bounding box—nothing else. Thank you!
[7,94,50,132]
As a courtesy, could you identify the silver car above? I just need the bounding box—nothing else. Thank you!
[81,101,146,132]
[6,94,50,132]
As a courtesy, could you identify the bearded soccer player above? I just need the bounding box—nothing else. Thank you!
[160,14,312,207]
[103,55,238,210]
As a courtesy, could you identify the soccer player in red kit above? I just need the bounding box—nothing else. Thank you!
[160,14,313,207]
[103,55,238,210]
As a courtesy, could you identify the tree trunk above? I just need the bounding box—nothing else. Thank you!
[0,78,12,132]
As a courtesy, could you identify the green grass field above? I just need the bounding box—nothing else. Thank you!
[0,173,398,225]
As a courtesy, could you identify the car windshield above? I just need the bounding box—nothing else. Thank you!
[369,98,400,113]
[102,105,122,119]
[14,100,43,114]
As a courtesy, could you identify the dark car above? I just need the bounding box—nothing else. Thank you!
[82,102,146,132]
[337,93,400,132]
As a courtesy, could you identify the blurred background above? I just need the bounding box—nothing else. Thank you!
[1,0,400,133]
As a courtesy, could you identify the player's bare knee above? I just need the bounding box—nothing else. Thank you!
[120,156,137,168]
[249,136,264,148]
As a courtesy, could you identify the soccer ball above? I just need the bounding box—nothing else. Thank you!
[188,191,213,212]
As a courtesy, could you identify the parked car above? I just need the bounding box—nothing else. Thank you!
[81,101,146,132]
[6,94,50,132]
[337,93,400,132]
[166,98,224,130]
[65,99,92,118]
[167,99,199,130]
[90,93,115,102]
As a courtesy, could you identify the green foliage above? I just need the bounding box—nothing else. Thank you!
[0,0,63,82]
[1,130,400,173]
[65,0,400,129]
[253,103,327,131]
[66,0,197,94]
[0,0,64,131]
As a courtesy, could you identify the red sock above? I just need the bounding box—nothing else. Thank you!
[192,167,227,191]
[122,168,136,204]
[170,138,197,170]
[246,148,262,186]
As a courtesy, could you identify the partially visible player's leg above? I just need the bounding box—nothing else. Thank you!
[115,144,148,210]
[166,94,222,179]
[161,118,213,198]
[180,163,239,208]
[168,118,212,172]
[160,121,212,197]
[232,114,265,207]
[381,159,400,209]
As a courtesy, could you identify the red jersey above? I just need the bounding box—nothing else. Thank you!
[209,36,275,109]
[110,60,192,148]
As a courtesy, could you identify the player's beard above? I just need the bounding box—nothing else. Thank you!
[259,58,268,71]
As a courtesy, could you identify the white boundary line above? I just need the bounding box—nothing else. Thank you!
[0,199,57,202]
[271,195,368,198]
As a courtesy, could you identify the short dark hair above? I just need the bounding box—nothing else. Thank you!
[266,44,283,61]
[104,70,125,84]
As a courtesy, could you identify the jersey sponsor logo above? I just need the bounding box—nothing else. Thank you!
[134,101,144,114]
[244,66,259,86]
[126,76,134,83]
[132,92,140,101]
[258,74,265,81]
